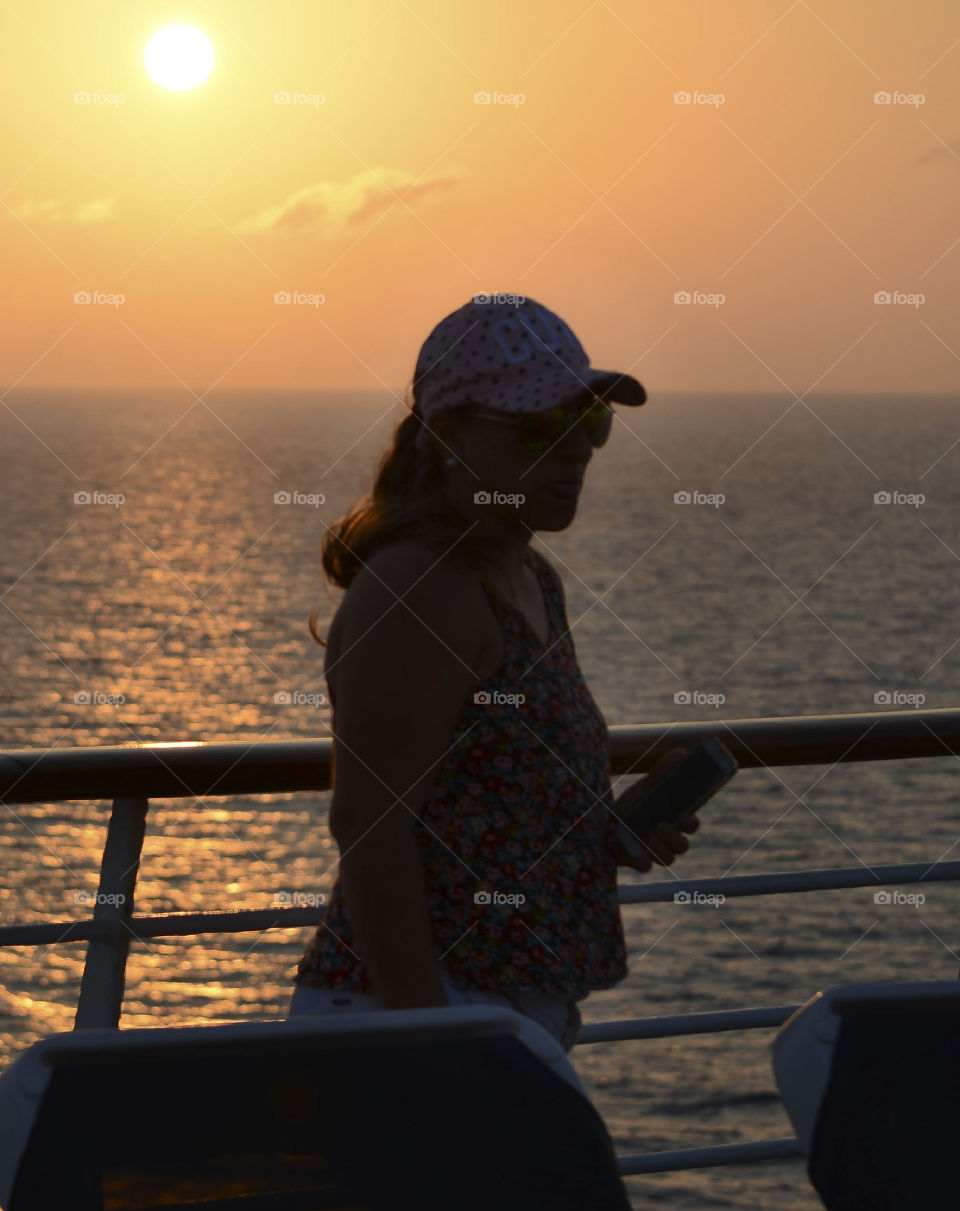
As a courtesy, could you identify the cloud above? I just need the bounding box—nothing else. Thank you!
[6,167,459,237]
[10,197,117,223]
[234,166,460,236]
[75,198,117,224]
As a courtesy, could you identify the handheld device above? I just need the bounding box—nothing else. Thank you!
[620,736,738,839]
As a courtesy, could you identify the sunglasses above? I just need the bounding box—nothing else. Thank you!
[462,395,614,456]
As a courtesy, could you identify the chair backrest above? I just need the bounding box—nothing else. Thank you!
[773,980,960,1210]
[1,1007,632,1211]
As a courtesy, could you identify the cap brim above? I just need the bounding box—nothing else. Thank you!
[589,369,646,406]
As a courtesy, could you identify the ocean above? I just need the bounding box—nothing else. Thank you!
[1,388,958,1209]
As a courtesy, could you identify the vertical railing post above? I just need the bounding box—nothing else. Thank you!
[74,796,150,1030]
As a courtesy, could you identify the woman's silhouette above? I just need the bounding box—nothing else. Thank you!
[288,296,700,1092]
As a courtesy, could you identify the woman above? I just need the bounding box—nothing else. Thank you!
[288,296,700,1093]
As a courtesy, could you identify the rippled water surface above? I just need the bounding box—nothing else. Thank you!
[2,389,959,1209]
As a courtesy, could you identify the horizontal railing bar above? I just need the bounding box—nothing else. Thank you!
[0,906,329,947]
[0,739,334,806]
[2,707,959,804]
[609,707,960,774]
[577,1004,797,1044]
[2,860,954,948]
[617,1137,805,1175]
[619,860,960,903]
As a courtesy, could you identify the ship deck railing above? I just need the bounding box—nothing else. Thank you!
[2,706,959,1179]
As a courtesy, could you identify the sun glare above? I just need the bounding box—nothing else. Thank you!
[144,25,214,91]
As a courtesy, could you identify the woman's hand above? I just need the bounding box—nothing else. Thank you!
[612,747,702,872]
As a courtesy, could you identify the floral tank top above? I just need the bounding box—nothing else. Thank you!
[294,545,629,999]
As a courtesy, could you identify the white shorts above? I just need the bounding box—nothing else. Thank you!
[288,963,587,1099]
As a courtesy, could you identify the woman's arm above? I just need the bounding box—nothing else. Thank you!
[325,542,489,1008]
[334,812,448,1009]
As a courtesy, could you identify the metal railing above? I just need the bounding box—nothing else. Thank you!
[2,706,959,1179]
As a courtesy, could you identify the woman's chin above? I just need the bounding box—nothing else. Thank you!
[527,499,579,529]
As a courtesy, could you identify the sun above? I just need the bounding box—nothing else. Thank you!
[144,25,214,91]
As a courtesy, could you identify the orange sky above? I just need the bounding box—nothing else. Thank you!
[2,1,959,395]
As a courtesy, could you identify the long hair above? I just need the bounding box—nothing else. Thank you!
[308,380,487,647]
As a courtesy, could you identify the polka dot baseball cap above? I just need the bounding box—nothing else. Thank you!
[411,294,646,454]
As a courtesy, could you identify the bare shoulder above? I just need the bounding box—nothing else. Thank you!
[348,540,483,624]
[324,540,491,691]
